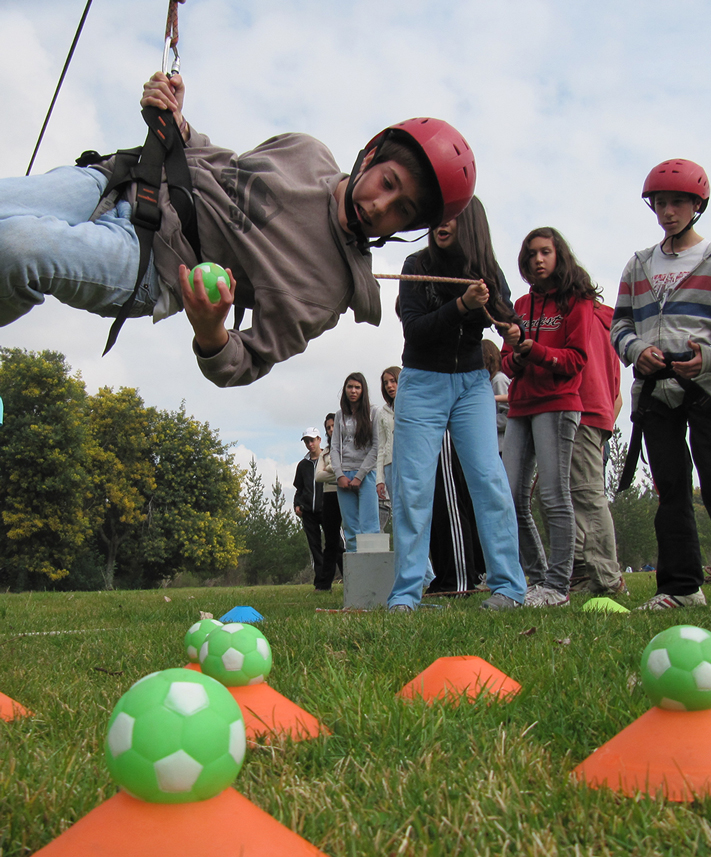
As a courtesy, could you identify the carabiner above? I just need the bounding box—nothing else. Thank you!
[162,36,181,78]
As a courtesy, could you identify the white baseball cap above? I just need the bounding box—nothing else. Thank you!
[301,427,320,439]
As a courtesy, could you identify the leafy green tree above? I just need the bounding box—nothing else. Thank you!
[0,349,93,588]
[87,387,157,589]
[122,404,246,583]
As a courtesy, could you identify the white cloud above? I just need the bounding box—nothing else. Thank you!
[2,0,709,487]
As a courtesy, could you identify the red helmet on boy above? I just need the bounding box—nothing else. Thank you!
[642,159,709,213]
[367,118,476,226]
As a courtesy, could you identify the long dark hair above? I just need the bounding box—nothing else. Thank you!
[323,412,336,451]
[339,372,373,449]
[413,195,515,323]
[380,366,401,407]
[481,339,502,380]
[518,227,601,314]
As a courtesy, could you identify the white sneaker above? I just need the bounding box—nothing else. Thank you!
[524,586,570,607]
[635,590,707,611]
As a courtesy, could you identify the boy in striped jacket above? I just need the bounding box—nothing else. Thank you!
[611,159,711,610]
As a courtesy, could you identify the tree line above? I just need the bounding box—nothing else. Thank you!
[0,348,309,591]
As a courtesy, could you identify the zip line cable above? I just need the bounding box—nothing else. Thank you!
[25,0,186,175]
[25,0,94,176]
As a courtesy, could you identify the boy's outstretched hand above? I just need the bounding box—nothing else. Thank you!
[181,264,234,357]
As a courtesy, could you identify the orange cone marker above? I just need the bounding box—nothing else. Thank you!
[32,787,329,856]
[0,690,31,721]
[184,664,328,741]
[573,707,711,801]
[397,656,521,704]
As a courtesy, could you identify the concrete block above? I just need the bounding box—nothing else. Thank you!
[356,533,390,552]
[343,551,395,609]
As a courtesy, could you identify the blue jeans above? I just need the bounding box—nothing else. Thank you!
[0,166,160,325]
[388,368,526,610]
[336,470,380,552]
[503,410,580,594]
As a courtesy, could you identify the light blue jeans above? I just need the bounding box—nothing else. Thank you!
[503,410,580,594]
[0,166,160,326]
[385,460,434,586]
[336,470,380,552]
[388,368,526,610]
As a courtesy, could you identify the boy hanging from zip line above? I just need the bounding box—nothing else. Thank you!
[0,71,476,387]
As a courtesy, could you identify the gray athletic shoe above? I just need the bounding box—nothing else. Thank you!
[481,592,521,610]
[524,586,570,607]
[388,604,414,613]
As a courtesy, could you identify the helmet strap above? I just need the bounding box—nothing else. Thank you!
[660,211,701,257]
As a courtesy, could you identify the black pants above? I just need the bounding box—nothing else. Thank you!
[301,509,324,587]
[315,492,344,590]
[427,432,485,594]
[643,398,711,596]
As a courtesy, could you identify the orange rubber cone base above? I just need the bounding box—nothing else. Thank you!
[0,690,31,721]
[573,707,711,801]
[32,788,328,857]
[397,656,521,704]
[184,664,328,741]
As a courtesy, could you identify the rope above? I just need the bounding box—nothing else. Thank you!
[25,0,94,175]
[165,0,186,47]
[162,0,187,76]
[373,273,512,329]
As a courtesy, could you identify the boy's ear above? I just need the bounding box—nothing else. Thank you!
[356,148,377,178]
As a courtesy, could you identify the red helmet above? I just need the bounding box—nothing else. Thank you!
[642,159,709,213]
[367,118,476,226]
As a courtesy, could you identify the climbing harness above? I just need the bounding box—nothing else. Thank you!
[616,364,711,493]
[76,0,199,355]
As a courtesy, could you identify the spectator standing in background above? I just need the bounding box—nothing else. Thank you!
[293,428,325,589]
[569,302,626,596]
[611,158,711,610]
[315,413,345,590]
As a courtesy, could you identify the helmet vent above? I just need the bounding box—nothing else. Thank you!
[453,144,461,156]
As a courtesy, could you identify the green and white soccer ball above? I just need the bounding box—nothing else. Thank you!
[640,625,711,711]
[105,668,246,803]
[184,618,223,663]
[199,623,272,687]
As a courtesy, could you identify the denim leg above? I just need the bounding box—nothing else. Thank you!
[503,416,547,585]
[530,410,580,593]
[389,369,450,608]
[448,371,526,603]
[356,471,381,537]
[336,471,361,552]
[0,166,159,325]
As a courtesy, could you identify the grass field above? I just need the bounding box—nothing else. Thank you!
[2,574,711,856]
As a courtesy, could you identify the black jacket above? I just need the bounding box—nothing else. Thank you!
[399,253,514,374]
[293,455,323,514]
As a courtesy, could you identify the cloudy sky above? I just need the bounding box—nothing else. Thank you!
[2,0,709,503]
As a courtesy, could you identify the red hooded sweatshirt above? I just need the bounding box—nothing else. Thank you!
[578,303,621,431]
[502,289,594,417]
